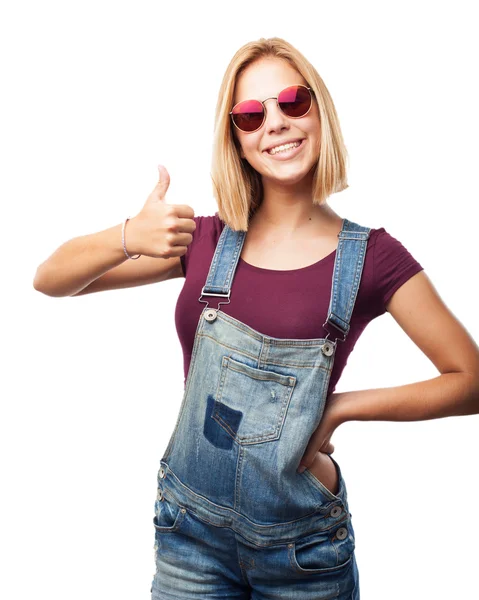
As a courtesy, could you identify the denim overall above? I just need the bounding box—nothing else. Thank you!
[151,218,370,600]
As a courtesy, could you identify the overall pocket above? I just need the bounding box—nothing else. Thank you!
[288,518,356,575]
[213,355,297,445]
[153,488,187,533]
[153,488,189,573]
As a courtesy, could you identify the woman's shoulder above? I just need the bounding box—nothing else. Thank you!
[365,224,424,314]
[190,212,225,240]
[360,224,415,257]
[368,225,420,265]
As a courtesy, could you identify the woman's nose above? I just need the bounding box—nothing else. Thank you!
[263,98,289,131]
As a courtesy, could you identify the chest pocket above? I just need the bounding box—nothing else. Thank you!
[212,355,297,445]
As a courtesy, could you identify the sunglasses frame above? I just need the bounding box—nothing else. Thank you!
[229,84,315,134]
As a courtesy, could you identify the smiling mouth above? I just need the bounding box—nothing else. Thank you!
[265,138,305,159]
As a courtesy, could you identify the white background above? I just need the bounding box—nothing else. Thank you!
[2,1,478,598]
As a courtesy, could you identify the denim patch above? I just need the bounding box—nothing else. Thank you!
[203,394,242,449]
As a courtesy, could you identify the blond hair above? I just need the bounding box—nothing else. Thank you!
[210,37,349,231]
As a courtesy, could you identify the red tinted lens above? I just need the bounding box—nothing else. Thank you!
[278,85,312,117]
[231,99,264,132]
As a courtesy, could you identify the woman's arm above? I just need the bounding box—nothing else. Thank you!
[33,222,131,297]
[33,167,194,296]
[336,270,479,423]
[298,270,479,470]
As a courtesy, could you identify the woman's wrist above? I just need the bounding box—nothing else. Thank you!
[327,392,353,428]
[122,216,141,259]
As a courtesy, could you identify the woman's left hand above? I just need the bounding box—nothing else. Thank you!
[297,393,346,473]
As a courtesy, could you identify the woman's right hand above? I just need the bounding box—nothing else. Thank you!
[126,165,197,259]
[308,451,340,496]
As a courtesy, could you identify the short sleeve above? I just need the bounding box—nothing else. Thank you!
[373,228,424,315]
[180,215,223,278]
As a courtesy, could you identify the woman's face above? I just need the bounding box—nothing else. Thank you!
[232,57,321,187]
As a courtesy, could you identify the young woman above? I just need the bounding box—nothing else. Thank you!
[34,37,479,599]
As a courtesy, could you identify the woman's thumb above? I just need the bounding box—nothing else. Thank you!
[154,164,170,201]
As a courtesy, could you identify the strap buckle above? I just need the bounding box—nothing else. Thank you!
[322,315,348,343]
[198,287,231,311]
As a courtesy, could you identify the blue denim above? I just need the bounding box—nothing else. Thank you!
[151,218,370,599]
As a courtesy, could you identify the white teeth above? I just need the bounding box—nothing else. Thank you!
[268,140,301,155]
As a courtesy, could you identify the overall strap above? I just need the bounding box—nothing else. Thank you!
[324,218,371,343]
[200,217,372,338]
[200,224,246,304]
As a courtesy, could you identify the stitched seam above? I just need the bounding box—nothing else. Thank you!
[197,333,330,370]
[161,488,332,542]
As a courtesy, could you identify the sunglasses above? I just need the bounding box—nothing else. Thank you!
[230,84,314,133]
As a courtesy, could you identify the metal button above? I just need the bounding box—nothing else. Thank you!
[288,543,293,548]
[157,489,164,501]
[181,508,186,513]
[321,342,334,357]
[336,527,348,540]
[204,309,218,322]
[158,467,165,479]
[330,506,342,518]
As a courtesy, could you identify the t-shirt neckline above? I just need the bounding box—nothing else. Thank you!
[238,250,337,273]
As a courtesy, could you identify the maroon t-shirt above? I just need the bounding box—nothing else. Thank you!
[175,214,424,396]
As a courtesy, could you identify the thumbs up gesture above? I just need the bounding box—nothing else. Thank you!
[126,165,196,259]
